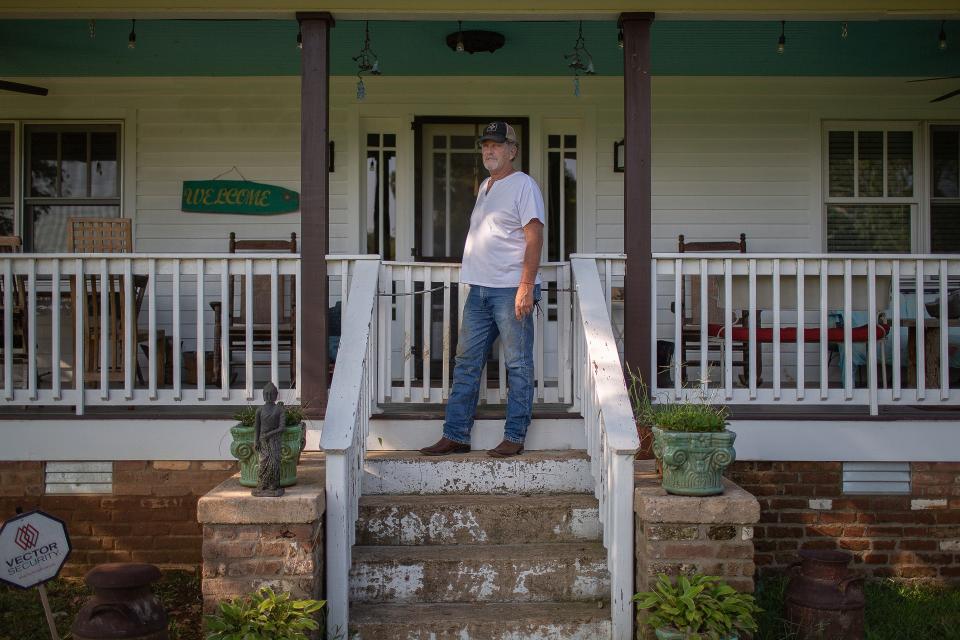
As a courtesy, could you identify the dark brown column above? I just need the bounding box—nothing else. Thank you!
[621,12,655,388]
[297,12,334,416]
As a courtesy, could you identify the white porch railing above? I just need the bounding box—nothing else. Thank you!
[0,253,301,413]
[653,254,960,415]
[570,257,639,640]
[321,257,380,640]
[328,260,574,406]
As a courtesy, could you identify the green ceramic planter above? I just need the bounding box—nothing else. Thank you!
[652,426,736,496]
[230,422,305,488]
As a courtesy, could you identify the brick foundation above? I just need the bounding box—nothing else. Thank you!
[197,461,325,611]
[729,461,960,582]
[634,461,761,594]
[0,460,236,576]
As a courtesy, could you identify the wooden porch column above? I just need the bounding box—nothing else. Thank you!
[297,12,334,416]
[621,12,655,388]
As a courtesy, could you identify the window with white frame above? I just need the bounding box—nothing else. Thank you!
[930,124,960,254]
[0,124,12,236]
[23,123,121,252]
[824,123,918,253]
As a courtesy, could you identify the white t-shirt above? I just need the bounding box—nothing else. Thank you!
[459,172,545,288]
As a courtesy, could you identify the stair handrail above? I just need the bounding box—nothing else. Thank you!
[322,257,381,639]
[570,256,639,640]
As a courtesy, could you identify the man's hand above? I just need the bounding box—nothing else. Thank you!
[515,282,535,320]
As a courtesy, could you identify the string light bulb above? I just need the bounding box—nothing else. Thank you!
[455,21,465,53]
[841,21,848,40]
[939,20,947,51]
[89,19,96,39]
[617,25,624,49]
[777,20,786,54]
[297,22,303,49]
[128,19,136,49]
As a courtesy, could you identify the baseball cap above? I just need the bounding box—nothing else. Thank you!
[478,121,518,144]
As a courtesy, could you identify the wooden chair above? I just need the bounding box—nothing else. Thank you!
[676,233,759,386]
[212,232,298,386]
[67,217,152,385]
[0,236,28,376]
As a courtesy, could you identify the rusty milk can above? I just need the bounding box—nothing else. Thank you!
[72,563,168,640]
[785,549,865,640]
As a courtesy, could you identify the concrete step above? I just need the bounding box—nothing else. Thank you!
[357,493,601,546]
[349,602,611,639]
[367,416,586,451]
[362,450,593,495]
[349,542,609,604]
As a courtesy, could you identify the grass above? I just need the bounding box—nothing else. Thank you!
[755,575,960,640]
[0,570,203,640]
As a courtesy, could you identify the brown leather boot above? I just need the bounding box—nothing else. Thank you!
[420,436,471,456]
[486,439,524,458]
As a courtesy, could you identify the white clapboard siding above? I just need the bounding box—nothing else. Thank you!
[842,462,911,495]
[45,461,113,494]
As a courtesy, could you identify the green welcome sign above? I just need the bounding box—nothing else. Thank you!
[181,180,299,215]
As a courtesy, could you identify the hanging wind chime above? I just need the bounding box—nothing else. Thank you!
[352,21,381,101]
[564,21,595,97]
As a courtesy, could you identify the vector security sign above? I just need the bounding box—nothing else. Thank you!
[0,510,71,589]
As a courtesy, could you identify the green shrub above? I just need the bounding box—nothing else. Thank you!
[628,366,728,433]
[205,587,324,640]
[634,574,761,640]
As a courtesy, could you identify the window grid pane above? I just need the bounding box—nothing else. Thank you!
[857,131,884,198]
[826,204,911,253]
[0,126,12,201]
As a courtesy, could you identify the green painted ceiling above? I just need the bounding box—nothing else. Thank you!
[0,19,957,77]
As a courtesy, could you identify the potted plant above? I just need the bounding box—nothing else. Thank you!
[230,404,306,488]
[628,369,736,496]
[634,573,761,640]
[205,586,325,640]
[650,400,735,496]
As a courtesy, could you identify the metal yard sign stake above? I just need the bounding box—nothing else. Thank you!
[1,509,72,640]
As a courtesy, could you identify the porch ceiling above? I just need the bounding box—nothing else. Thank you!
[1,19,958,77]
[0,1,958,19]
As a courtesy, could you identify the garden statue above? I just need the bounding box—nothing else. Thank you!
[252,382,285,497]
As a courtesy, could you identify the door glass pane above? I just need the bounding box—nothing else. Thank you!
[826,204,911,253]
[886,131,913,197]
[932,127,959,199]
[60,132,88,197]
[430,152,446,256]
[931,203,960,253]
[383,150,397,260]
[564,151,577,260]
[547,151,560,261]
[0,207,12,236]
[0,128,11,200]
[29,131,58,197]
[27,204,120,253]
[90,132,118,197]
[828,131,854,197]
[448,153,478,258]
[365,152,380,254]
[857,131,884,197]
[450,135,474,150]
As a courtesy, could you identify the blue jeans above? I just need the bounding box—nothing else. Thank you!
[443,284,540,445]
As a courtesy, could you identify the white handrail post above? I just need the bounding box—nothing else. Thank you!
[570,257,639,640]
[322,257,380,640]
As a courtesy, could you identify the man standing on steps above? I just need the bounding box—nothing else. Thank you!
[420,121,545,458]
